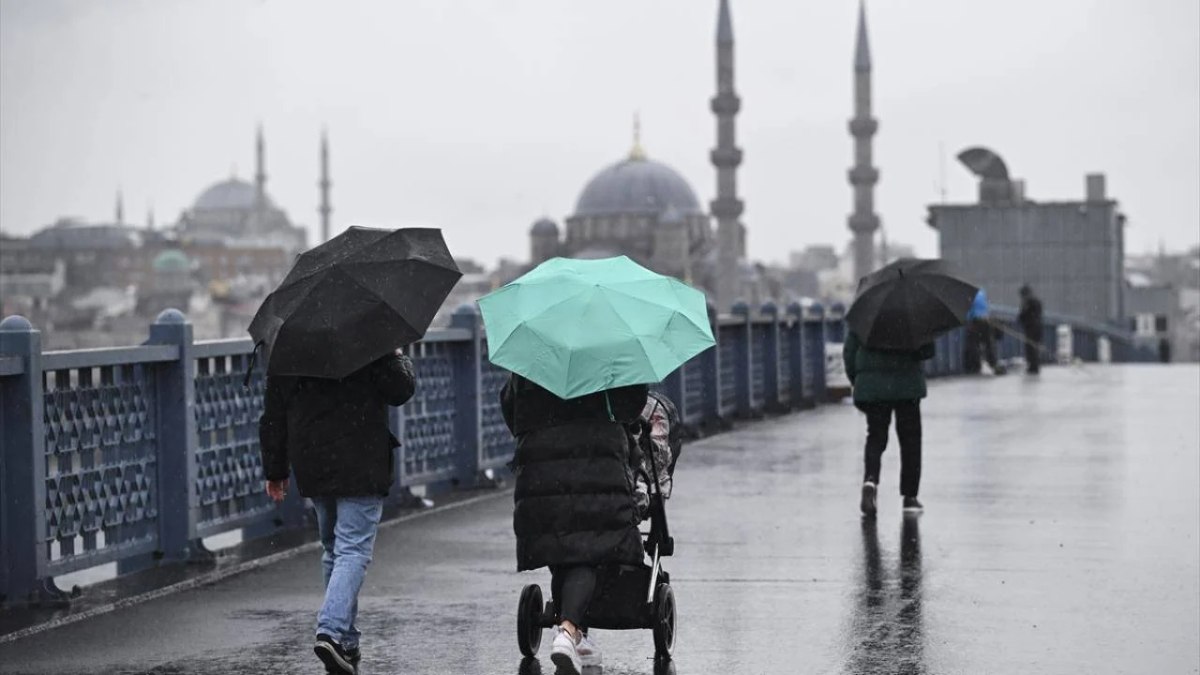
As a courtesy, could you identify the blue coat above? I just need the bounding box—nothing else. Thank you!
[967,289,989,320]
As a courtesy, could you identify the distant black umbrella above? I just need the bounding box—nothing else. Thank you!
[846,258,978,351]
[247,227,461,380]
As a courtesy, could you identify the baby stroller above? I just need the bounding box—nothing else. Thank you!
[516,391,683,661]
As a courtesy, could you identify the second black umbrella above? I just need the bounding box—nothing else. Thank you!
[846,258,978,351]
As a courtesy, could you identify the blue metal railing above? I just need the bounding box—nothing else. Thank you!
[0,299,1154,605]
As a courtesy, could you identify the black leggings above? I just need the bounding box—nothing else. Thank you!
[550,565,597,627]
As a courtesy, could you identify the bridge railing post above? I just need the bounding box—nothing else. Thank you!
[801,303,827,405]
[785,302,805,408]
[760,302,784,412]
[0,316,48,605]
[730,302,753,418]
[700,303,722,431]
[146,309,204,562]
[449,305,483,488]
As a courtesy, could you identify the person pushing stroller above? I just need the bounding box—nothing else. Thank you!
[502,375,648,673]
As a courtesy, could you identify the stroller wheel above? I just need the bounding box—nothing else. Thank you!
[517,584,545,657]
[652,583,676,659]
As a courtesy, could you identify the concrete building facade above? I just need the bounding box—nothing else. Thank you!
[929,150,1126,325]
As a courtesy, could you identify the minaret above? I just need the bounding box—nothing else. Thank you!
[115,188,124,225]
[319,129,332,243]
[848,1,880,282]
[710,0,744,308]
[255,124,267,229]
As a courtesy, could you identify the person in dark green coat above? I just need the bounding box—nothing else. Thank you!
[843,331,935,516]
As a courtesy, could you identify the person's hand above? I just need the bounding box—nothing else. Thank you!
[265,479,289,503]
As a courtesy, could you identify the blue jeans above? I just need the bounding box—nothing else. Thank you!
[312,496,384,649]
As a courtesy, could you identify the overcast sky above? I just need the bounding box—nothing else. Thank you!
[1,0,1197,267]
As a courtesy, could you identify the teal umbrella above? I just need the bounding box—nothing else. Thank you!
[477,256,715,399]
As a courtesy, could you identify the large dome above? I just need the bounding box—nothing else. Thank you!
[573,156,702,219]
[193,178,272,211]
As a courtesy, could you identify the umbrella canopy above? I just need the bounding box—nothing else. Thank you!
[478,256,714,400]
[248,227,461,379]
[846,258,978,351]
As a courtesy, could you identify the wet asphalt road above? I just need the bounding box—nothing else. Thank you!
[1,365,1198,675]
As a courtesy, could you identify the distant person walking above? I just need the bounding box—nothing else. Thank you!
[259,351,416,675]
[963,289,1005,375]
[1018,285,1044,374]
[843,331,936,516]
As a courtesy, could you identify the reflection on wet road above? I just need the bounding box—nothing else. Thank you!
[1,366,1197,674]
[844,516,924,675]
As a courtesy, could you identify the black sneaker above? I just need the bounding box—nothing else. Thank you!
[903,496,924,512]
[860,481,877,517]
[315,634,356,674]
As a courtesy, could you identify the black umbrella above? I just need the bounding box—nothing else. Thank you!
[846,258,978,351]
[247,227,461,379]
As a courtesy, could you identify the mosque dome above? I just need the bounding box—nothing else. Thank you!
[192,178,272,211]
[530,217,559,236]
[152,249,191,273]
[572,155,702,220]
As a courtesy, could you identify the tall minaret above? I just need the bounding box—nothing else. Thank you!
[255,124,268,229]
[711,0,744,309]
[319,129,332,243]
[115,188,124,225]
[848,1,880,282]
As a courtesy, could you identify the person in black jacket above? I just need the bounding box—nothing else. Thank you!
[260,351,415,675]
[1018,285,1044,375]
[501,374,647,674]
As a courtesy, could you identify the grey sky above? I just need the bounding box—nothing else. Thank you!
[1,0,1197,267]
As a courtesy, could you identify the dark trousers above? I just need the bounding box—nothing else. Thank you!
[964,319,999,373]
[550,565,597,627]
[856,401,922,497]
[1023,328,1041,374]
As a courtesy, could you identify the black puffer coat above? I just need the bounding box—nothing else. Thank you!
[501,375,648,572]
[259,352,415,497]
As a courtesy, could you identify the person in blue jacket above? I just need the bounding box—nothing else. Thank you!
[964,289,1005,375]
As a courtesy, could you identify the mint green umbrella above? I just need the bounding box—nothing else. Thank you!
[477,256,715,399]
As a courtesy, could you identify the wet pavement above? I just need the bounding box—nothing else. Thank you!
[1,365,1198,674]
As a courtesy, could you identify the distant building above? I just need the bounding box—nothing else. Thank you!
[528,132,715,286]
[790,245,839,274]
[174,126,308,255]
[0,233,65,316]
[928,148,1126,325]
[524,1,756,306]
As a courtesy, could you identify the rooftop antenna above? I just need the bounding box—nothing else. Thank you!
[629,111,646,160]
[937,141,948,204]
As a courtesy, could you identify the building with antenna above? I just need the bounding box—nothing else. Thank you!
[928,147,1127,324]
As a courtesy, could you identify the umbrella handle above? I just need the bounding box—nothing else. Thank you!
[604,391,615,422]
[243,341,263,389]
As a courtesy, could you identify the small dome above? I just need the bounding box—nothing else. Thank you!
[153,249,190,273]
[530,217,559,236]
[573,156,702,219]
[193,178,271,211]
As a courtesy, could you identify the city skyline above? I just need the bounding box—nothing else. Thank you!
[1,0,1197,268]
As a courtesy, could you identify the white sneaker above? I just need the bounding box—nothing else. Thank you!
[576,632,602,668]
[550,626,582,675]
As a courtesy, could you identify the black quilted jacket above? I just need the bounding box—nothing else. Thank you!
[501,374,647,571]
